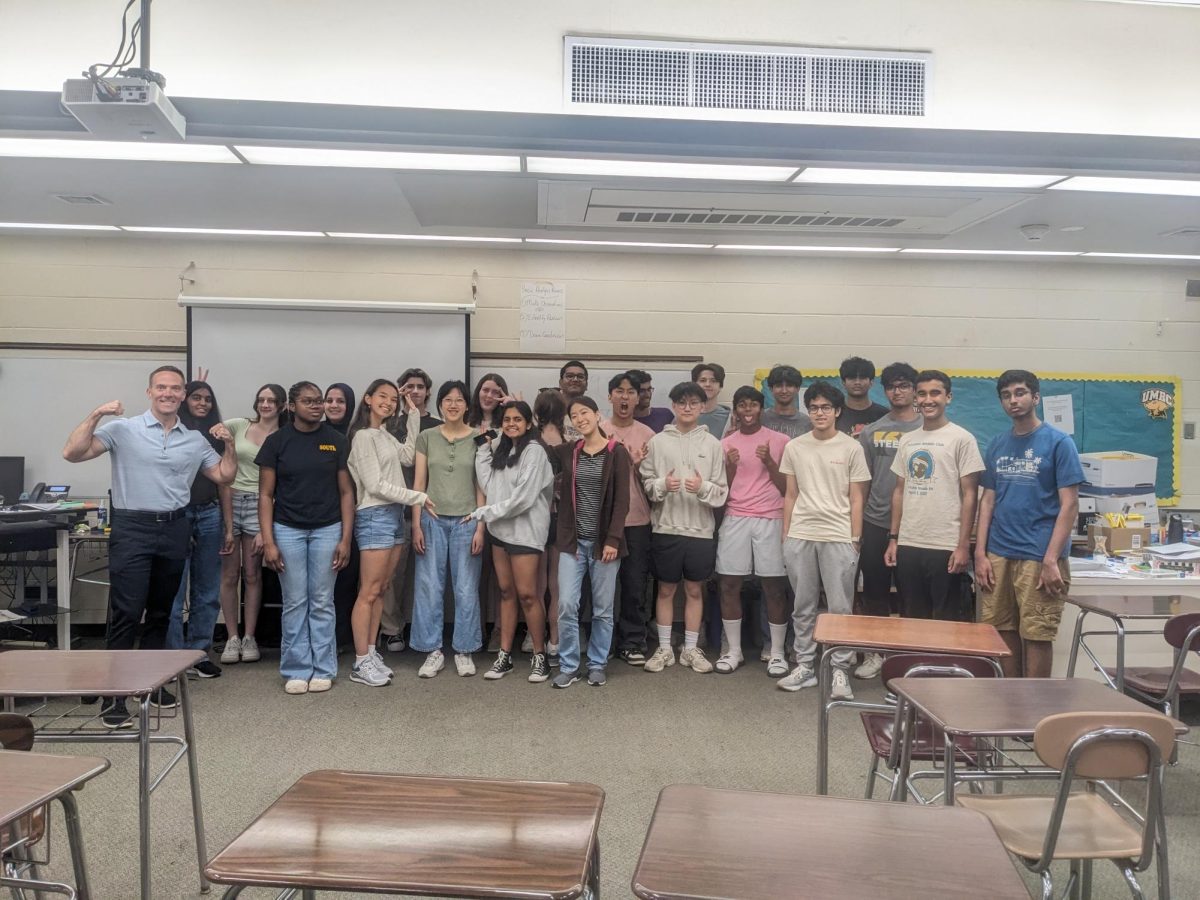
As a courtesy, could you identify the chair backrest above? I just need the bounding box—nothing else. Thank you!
[881,653,998,683]
[1034,711,1177,779]
[1164,612,1200,652]
[0,712,34,751]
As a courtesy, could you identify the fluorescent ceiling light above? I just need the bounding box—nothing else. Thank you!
[236,146,521,172]
[525,238,713,249]
[123,226,323,237]
[0,222,119,231]
[0,138,239,164]
[1084,252,1200,260]
[1049,176,1200,196]
[714,244,899,252]
[793,168,1064,189]
[326,232,520,243]
[899,249,1080,256]
[527,157,797,181]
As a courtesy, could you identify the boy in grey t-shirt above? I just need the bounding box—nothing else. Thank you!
[760,364,813,439]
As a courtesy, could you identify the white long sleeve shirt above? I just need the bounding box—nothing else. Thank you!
[348,426,427,510]
[473,441,554,550]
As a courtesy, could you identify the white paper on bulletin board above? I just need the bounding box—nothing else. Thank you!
[1042,394,1075,435]
[519,281,566,352]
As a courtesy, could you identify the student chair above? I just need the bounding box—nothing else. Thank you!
[1103,612,1200,721]
[0,713,54,894]
[860,653,998,802]
[957,711,1176,900]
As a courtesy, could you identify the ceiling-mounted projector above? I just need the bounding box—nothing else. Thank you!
[61,76,186,141]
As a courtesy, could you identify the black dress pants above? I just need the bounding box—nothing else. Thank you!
[106,511,189,650]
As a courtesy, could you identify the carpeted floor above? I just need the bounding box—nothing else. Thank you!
[14,645,1200,899]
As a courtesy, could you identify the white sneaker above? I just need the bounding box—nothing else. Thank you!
[284,678,308,694]
[240,635,261,662]
[521,631,534,653]
[715,651,743,674]
[777,664,817,692]
[766,656,790,677]
[759,646,771,663]
[418,650,445,678]
[220,636,241,664]
[454,653,476,677]
[830,668,854,701]
[854,652,884,680]
[383,633,406,653]
[679,647,714,674]
[308,677,332,693]
[370,648,394,678]
[644,646,676,673]
[351,658,390,687]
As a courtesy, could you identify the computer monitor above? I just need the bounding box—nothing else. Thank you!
[0,456,23,507]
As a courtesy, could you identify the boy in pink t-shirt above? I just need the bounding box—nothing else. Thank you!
[716,386,791,674]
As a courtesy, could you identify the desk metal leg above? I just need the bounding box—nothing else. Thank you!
[177,676,210,894]
[56,529,71,651]
[816,646,835,795]
[892,702,916,803]
[943,732,956,806]
[137,697,151,900]
[1114,618,1127,694]
[58,791,92,900]
[586,836,601,900]
[1066,610,1087,678]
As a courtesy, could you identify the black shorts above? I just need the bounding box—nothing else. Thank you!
[651,533,716,584]
[490,535,543,557]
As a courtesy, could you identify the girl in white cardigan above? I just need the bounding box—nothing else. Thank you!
[346,378,434,687]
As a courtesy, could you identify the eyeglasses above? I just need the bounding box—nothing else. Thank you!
[562,373,587,381]
[295,397,324,407]
[674,399,703,409]
[808,404,835,413]
[885,383,913,392]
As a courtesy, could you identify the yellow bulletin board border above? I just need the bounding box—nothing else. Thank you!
[754,368,1183,506]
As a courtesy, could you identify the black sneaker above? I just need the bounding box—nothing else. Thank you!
[588,668,607,686]
[483,650,514,681]
[618,648,646,667]
[193,660,222,679]
[100,698,134,730]
[528,652,550,683]
[149,687,177,709]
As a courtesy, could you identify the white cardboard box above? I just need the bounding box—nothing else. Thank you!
[1079,451,1157,489]
[1082,490,1160,526]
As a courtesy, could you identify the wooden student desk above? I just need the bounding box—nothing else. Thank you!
[811,614,1010,795]
[205,771,605,899]
[632,784,1030,900]
[888,676,1189,806]
[0,649,208,900]
[0,749,109,899]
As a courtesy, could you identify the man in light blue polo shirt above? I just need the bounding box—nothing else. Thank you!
[64,365,236,727]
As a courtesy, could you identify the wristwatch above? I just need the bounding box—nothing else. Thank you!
[887,533,899,540]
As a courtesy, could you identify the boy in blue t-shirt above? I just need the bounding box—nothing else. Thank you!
[975,370,1083,678]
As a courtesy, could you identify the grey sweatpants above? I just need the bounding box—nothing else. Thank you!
[783,538,859,669]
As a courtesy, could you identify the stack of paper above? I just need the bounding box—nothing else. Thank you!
[1146,543,1200,562]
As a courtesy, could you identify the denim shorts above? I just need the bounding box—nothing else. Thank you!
[354,504,408,550]
[230,489,260,536]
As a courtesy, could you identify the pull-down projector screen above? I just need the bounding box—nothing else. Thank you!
[183,298,471,414]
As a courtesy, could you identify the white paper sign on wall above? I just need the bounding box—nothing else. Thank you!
[519,281,566,352]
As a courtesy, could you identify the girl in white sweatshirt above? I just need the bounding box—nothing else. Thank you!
[346,379,433,687]
[470,400,555,682]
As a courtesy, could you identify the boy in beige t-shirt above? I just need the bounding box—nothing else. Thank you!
[777,381,870,700]
[884,370,984,621]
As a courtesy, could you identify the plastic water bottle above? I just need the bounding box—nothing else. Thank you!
[97,500,108,532]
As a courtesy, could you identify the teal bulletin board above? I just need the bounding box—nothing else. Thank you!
[754,369,1182,506]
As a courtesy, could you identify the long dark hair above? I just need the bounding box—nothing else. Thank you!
[533,388,565,438]
[491,400,536,470]
[467,372,508,429]
[252,383,288,426]
[181,380,224,451]
[324,382,356,433]
[348,378,397,443]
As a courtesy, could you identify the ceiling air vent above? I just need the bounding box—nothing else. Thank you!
[565,36,929,119]
[613,210,905,228]
[54,193,110,205]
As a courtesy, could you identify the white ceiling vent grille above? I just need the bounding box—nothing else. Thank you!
[566,37,929,119]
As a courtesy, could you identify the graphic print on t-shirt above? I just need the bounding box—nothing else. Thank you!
[992,446,1044,482]
[906,450,935,484]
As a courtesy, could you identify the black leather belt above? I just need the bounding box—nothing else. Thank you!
[112,507,188,523]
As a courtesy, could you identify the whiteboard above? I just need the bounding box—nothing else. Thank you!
[187,305,470,420]
[0,352,186,499]
[469,362,696,411]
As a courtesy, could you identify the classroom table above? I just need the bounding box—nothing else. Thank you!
[0,749,109,899]
[0,649,208,899]
[812,614,1010,794]
[205,770,605,899]
[888,676,1188,806]
[0,514,78,649]
[631,783,1030,900]
[1071,572,1200,598]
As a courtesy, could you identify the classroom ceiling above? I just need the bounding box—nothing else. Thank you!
[1,90,1198,262]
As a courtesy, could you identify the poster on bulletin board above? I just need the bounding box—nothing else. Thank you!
[754,368,1182,506]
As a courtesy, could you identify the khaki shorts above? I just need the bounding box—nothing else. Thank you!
[979,554,1069,642]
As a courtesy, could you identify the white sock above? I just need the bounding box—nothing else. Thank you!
[355,654,370,667]
[769,623,788,659]
[657,624,672,649]
[684,630,699,651]
[722,619,742,657]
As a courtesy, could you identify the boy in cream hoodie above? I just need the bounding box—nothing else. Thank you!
[640,381,729,674]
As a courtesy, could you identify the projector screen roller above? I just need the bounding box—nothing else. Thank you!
[186,304,470,417]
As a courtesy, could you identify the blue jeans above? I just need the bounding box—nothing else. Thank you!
[167,503,224,652]
[557,540,619,673]
[410,510,482,653]
[274,522,341,681]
